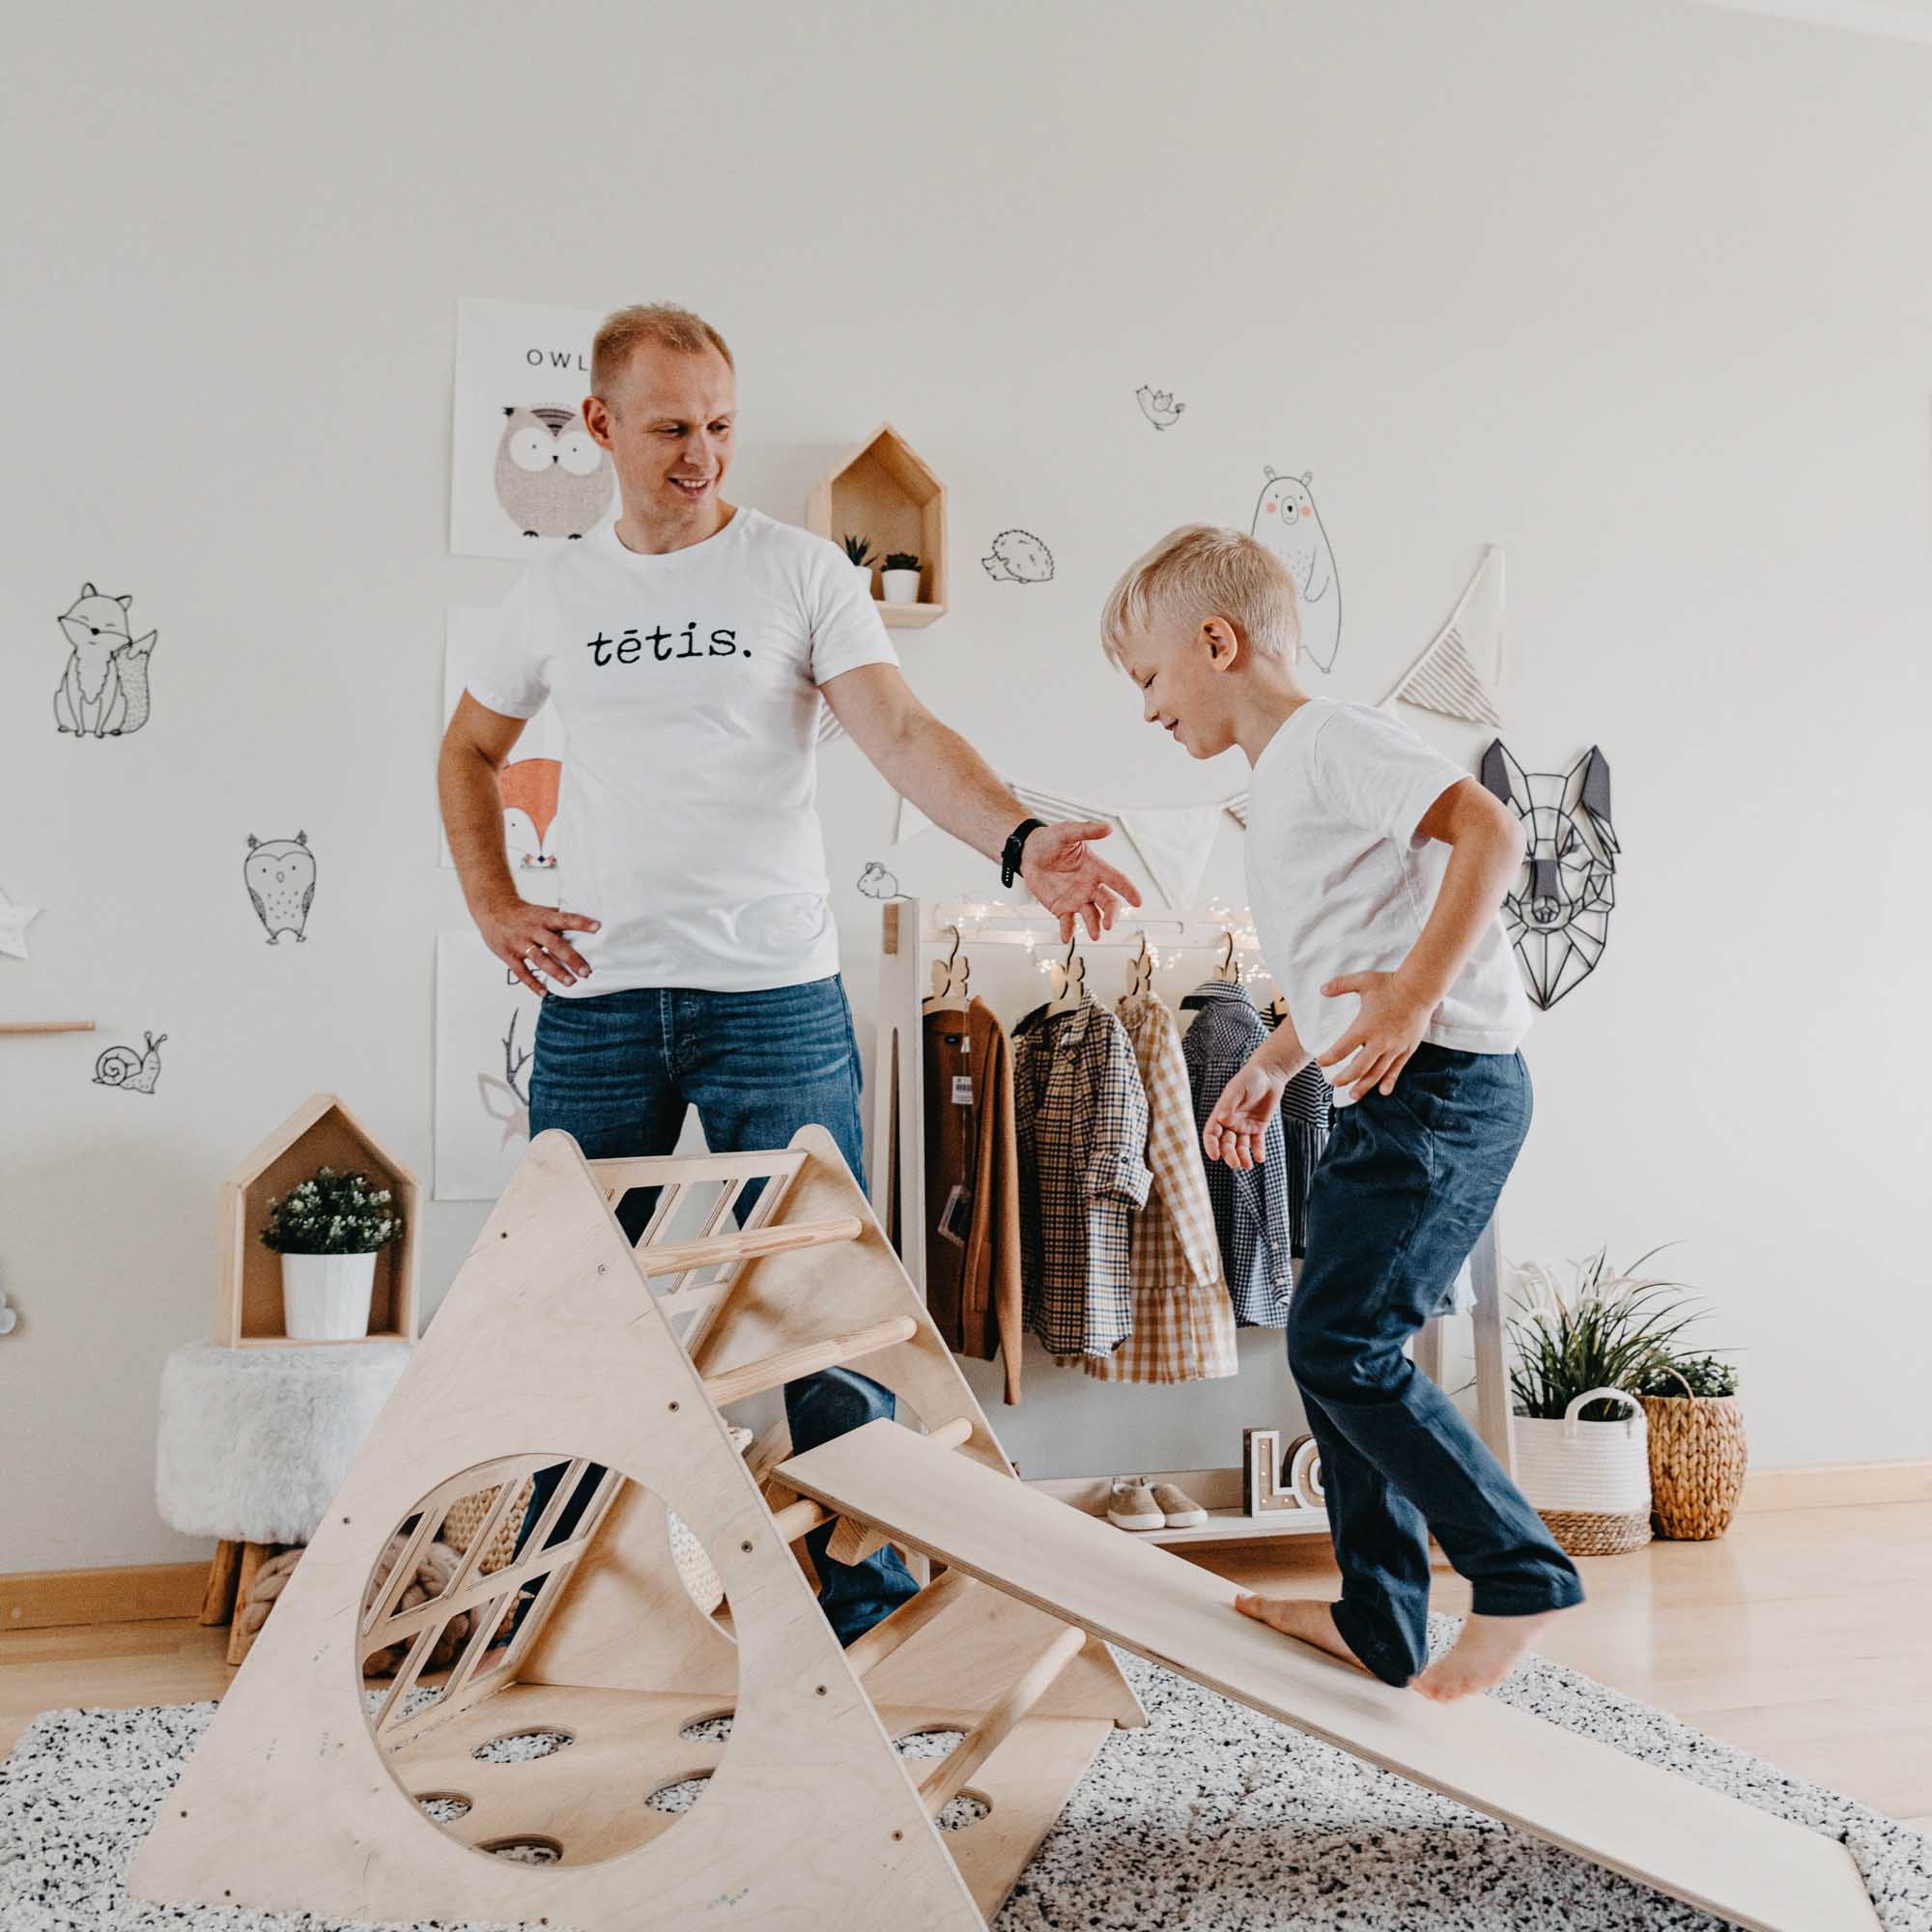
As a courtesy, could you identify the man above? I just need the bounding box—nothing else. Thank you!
[439,302,1139,1642]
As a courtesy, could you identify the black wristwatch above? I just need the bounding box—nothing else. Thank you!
[1000,817,1046,888]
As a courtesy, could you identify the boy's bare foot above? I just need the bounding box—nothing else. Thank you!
[1233,1594,1371,1675]
[1412,1608,1567,1703]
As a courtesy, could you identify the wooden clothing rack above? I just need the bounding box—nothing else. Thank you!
[867,896,1518,1542]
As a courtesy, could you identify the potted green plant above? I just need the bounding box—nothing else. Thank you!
[1637,1351,1746,1541]
[880,551,923,606]
[260,1165,403,1341]
[1507,1245,1705,1557]
[841,533,877,593]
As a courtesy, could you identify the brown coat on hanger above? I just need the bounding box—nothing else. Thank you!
[922,997,1024,1403]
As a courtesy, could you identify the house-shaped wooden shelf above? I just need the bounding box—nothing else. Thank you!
[807,423,948,629]
[220,1093,421,1348]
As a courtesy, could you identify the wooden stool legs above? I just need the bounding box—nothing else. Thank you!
[199,1538,283,1664]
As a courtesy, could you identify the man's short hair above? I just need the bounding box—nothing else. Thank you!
[592,303,735,406]
[1100,524,1301,668]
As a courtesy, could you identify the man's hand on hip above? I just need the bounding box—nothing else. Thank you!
[475,893,601,996]
[1019,820,1142,942]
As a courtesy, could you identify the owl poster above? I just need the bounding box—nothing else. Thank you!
[441,606,567,892]
[451,296,618,559]
[435,928,547,1201]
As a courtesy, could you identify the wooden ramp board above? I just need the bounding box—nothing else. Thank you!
[780,1421,1881,1932]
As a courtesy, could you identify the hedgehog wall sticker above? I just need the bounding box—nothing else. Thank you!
[94,1031,167,1094]
[1249,469,1342,674]
[53,582,158,738]
[244,832,317,944]
[1135,385,1186,430]
[982,529,1056,583]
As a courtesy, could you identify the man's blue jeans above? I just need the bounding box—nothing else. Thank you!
[1291,1044,1584,1686]
[519,974,919,1646]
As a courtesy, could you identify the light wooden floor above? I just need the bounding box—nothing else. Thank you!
[3,1500,1927,1834]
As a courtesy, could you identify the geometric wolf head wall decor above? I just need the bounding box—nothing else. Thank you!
[1479,741,1620,1009]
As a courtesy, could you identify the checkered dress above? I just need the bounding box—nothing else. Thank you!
[1083,997,1240,1384]
[1011,994,1151,1358]
[1179,980,1292,1327]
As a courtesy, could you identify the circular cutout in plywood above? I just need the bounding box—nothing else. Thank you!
[936,1789,991,1833]
[362,1451,740,1866]
[893,1727,966,1763]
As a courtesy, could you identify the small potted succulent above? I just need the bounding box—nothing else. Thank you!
[1637,1350,1746,1541]
[841,533,877,593]
[260,1164,402,1341]
[879,551,923,606]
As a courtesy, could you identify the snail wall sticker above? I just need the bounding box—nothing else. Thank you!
[1479,740,1620,1009]
[94,1031,167,1094]
[1249,469,1342,674]
[981,529,1056,583]
[244,832,318,944]
[53,582,158,738]
[1134,385,1185,430]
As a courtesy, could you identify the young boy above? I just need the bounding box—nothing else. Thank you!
[1100,525,1583,1702]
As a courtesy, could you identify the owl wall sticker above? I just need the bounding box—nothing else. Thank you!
[494,404,615,539]
[1250,469,1342,674]
[244,831,317,944]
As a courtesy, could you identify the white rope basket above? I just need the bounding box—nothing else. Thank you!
[1514,1385,1652,1556]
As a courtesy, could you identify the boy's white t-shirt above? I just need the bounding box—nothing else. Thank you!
[1245,699,1532,1087]
[465,508,898,994]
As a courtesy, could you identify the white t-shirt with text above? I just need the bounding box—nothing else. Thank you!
[1244,699,1532,1089]
[466,508,898,993]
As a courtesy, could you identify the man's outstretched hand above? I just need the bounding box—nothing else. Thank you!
[1018,819,1142,941]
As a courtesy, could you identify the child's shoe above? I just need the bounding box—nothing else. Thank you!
[1106,1478,1166,1531]
[1148,1480,1208,1528]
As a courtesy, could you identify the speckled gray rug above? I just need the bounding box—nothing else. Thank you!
[2,1617,1923,1930]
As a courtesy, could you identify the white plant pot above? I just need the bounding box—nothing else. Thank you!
[280,1250,378,1341]
[1513,1385,1652,1554]
[851,561,876,594]
[880,568,921,606]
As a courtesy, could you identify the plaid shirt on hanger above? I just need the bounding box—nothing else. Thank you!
[1011,993,1151,1358]
[1084,996,1240,1384]
[1179,980,1292,1327]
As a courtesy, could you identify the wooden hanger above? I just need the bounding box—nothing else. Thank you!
[1264,982,1293,1026]
[1212,928,1241,985]
[923,925,971,1014]
[1120,932,1158,1007]
[1046,936,1087,1013]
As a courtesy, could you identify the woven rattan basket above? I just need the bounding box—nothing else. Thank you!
[1514,1385,1652,1557]
[1641,1369,1747,1540]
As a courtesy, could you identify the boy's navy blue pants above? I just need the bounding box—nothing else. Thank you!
[1290,1043,1584,1687]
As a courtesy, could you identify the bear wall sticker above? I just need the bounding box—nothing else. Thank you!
[1479,741,1620,1010]
[54,582,158,738]
[1250,469,1342,674]
[244,832,318,944]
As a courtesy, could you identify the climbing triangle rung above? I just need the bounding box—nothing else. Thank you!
[700,1315,918,1407]
[920,1620,1088,1815]
[640,1213,865,1282]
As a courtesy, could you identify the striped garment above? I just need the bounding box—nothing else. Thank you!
[1082,996,1240,1384]
[1011,994,1151,1358]
[1263,1005,1337,1260]
[1179,980,1292,1328]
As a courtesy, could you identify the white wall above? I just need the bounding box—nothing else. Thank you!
[4,0,1928,1572]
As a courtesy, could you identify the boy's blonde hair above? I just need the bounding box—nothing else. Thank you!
[592,303,735,404]
[1099,524,1301,668]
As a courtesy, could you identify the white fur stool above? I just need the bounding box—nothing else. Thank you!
[156,1339,412,1661]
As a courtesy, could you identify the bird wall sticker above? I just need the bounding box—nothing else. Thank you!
[1135,385,1186,430]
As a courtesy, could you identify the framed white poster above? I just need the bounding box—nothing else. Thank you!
[441,606,566,889]
[451,296,616,559]
[434,928,546,1201]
